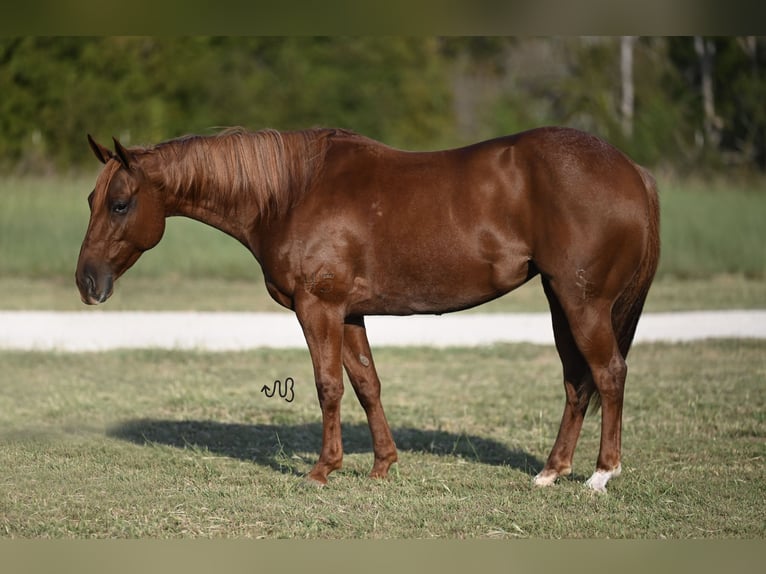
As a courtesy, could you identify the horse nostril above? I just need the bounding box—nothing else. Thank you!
[85,273,96,294]
[98,274,114,303]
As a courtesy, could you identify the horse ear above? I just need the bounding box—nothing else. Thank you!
[87,134,113,164]
[112,137,134,170]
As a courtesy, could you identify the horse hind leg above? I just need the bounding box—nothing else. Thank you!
[533,277,593,487]
[538,275,628,492]
[342,316,398,478]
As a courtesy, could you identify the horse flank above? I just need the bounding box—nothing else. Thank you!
[141,128,334,218]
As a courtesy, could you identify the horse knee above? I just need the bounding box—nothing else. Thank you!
[315,377,344,405]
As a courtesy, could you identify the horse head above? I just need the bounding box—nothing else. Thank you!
[75,135,166,305]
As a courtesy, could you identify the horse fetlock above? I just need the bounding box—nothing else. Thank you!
[533,469,560,487]
[305,472,328,487]
[369,464,392,479]
[585,463,622,493]
[307,459,342,485]
[370,452,398,478]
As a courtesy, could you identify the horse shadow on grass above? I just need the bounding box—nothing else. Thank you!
[107,419,544,478]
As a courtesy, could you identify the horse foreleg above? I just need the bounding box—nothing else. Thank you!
[342,316,398,478]
[296,302,346,485]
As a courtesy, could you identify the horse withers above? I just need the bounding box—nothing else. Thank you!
[76,127,660,491]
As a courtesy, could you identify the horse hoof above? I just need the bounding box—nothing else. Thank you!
[304,474,328,487]
[369,462,394,479]
[584,464,621,493]
[533,470,558,487]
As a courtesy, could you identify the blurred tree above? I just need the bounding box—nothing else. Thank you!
[258,37,456,149]
[667,36,766,171]
[695,36,723,148]
[620,36,635,138]
[715,36,766,169]
[1,36,765,175]
[0,37,457,171]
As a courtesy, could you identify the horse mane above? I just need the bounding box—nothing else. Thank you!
[139,127,341,219]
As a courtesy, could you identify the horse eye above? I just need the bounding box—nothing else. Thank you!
[112,201,130,215]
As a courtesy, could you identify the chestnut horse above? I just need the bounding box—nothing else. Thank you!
[76,127,659,491]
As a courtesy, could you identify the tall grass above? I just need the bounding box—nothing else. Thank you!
[1,175,765,280]
[658,180,766,278]
[0,177,90,278]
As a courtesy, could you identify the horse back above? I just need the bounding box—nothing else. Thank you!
[257,127,653,316]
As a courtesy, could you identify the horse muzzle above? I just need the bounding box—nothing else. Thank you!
[76,264,114,305]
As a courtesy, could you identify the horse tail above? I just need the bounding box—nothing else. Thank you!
[583,164,660,414]
[613,164,661,359]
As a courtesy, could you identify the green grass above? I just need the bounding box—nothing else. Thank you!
[659,181,766,278]
[1,340,763,538]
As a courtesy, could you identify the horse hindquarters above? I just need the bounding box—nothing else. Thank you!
[534,166,660,492]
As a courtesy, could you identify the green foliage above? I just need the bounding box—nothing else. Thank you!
[0,37,457,173]
[2,37,766,174]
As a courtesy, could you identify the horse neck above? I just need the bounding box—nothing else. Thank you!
[145,131,320,245]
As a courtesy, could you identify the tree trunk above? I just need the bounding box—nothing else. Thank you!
[620,36,635,138]
[694,36,722,148]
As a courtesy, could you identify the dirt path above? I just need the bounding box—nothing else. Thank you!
[1,310,764,352]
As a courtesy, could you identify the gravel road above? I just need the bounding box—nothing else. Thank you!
[1,310,764,352]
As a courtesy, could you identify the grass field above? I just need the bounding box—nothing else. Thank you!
[1,340,763,538]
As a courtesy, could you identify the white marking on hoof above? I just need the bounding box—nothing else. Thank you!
[533,470,558,487]
[585,464,622,493]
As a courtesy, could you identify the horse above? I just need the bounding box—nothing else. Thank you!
[76,126,659,492]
